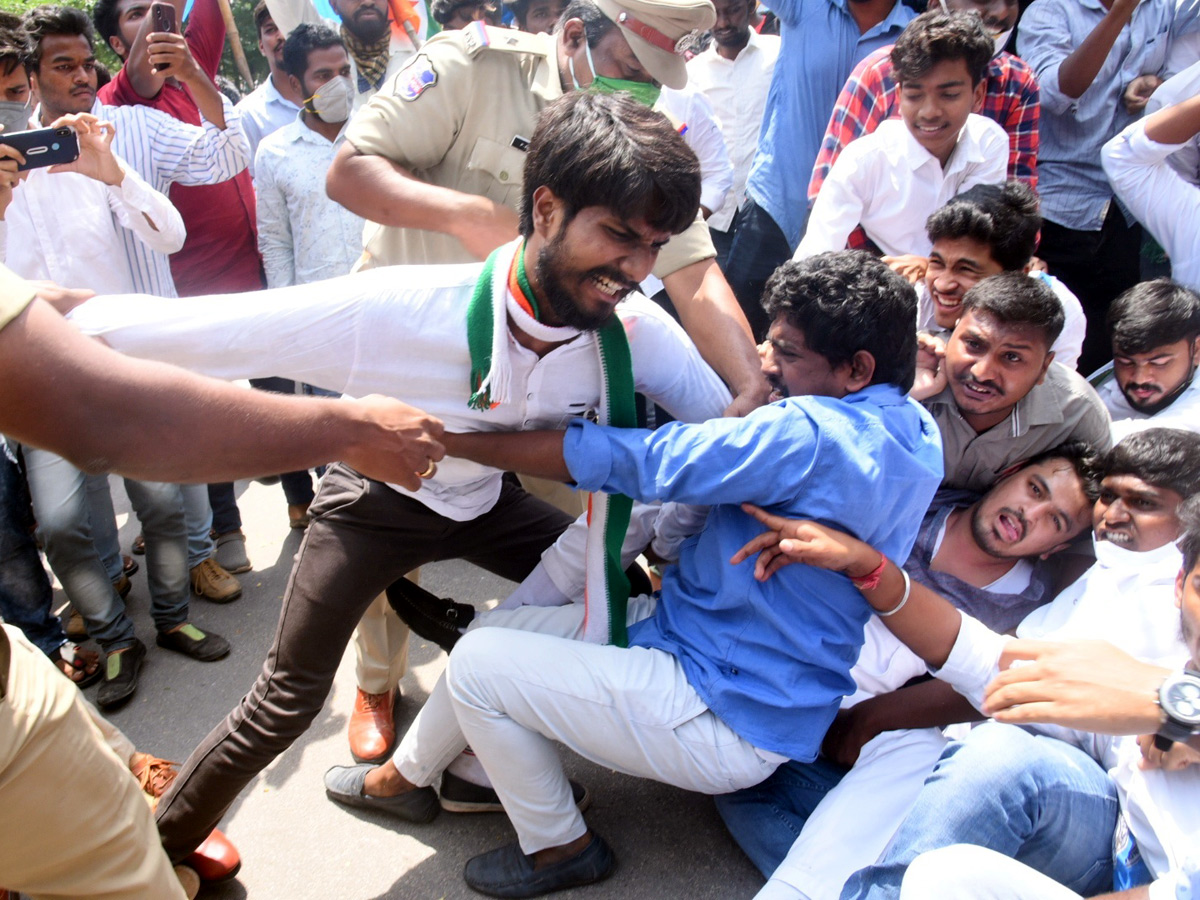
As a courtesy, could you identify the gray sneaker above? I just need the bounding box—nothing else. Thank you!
[214,530,252,574]
[324,764,440,823]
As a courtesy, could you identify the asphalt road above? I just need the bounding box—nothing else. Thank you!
[81,477,767,900]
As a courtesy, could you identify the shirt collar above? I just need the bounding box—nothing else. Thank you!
[923,379,1059,438]
[899,117,987,174]
[265,74,302,110]
[288,113,349,145]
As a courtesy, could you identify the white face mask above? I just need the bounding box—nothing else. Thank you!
[0,100,31,137]
[307,74,355,123]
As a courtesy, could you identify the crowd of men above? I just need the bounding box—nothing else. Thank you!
[0,0,1198,895]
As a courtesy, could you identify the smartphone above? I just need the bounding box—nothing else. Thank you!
[1,126,80,172]
[149,1,177,71]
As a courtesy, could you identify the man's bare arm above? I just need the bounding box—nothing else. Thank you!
[1142,91,1200,145]
[662,258,770,417]
[326,144,519,260]
[0,299,445,486]
[442,430,571,482]
[1056,0,1141,99]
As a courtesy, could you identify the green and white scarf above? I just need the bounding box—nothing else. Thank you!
[466,240,636,645]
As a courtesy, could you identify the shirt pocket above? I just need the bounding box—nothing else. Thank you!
[466,136,525,206]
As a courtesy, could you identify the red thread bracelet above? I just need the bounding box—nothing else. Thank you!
[850,553,887,591]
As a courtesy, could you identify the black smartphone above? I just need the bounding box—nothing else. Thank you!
[149,1,177,71]
[1,126,81,172]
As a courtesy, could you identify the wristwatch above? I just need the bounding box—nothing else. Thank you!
[1154,666,1200,751]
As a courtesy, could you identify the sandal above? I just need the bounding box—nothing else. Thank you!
[131,534,146,555]
[53,641,103,688]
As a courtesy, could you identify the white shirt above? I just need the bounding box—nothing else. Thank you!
[916,270,1088,372]
[236,75,303,177]
[255,116,366,288]
[1092,362,1200,441]
[1148,59,1200,186]
[3,158,185,296]
[685,31,780,233]
[68,240,729,521]
[1103,116,1200,293]
[656,85,734,219]
[795,115,1009,260]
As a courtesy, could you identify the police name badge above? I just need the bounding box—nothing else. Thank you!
[396,55,438,101]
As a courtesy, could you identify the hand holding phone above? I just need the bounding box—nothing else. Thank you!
[0,126,80,173]
[148,1,178,72]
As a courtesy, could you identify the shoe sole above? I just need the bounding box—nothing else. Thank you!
[324,787,441,823]
[156,635,231,662]
[192,587,243,603]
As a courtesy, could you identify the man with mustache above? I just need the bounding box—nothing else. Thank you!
[234,1,305,173]
[65,91,733,873]
[1092,278,1200,441]
[918,272,1112,494]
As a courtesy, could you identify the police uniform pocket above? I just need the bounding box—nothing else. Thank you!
[466,136,525,205]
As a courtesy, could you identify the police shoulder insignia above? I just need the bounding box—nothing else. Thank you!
[462,21,491,56]
[395,55,438,101]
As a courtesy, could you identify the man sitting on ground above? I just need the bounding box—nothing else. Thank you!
[1092,278,1200,439]
[321,250,944,897]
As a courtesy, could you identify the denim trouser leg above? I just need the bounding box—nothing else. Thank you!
[86,474,123,582]
[714,756,849,878]
[0,448,65,657]
[207,482,241,534]
[250,377,314,506]
[124,479,189,633]
[22,447,135,652]
[840,722,1119,900]
[180,483,215,570]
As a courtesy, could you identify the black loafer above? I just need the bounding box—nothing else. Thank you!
[324,763,441,823]
[157,624,231,662]
[463,833,615,898]
[439,771,591,814]
[97,638,146,709]
[385,579,475,652]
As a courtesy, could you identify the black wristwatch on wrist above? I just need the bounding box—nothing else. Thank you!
[1154,666,1200,751]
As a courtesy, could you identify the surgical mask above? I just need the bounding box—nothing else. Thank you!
[569,39,661,107]
[307,75,355,124]
[0,100,31,137]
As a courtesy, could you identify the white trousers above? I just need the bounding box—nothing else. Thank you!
[901,845,1084,900]
[758,727,951,900]
[0,625,185,900]
[392,600,778,854]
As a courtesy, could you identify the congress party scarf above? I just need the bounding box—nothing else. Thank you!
[466,240,636,646]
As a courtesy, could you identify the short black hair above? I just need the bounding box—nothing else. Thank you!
[1107,279,1200,356]
[891,10,992,87]
[1020,440,1105,503]
[555,0,616,47]
[519,91,700,239]
[926,181,1041,272]
[91,0,121,54]
[960,272,1065,348]
[761,251,918,392]
[0,12,31,76]
[1178,493,1200,574]
[281,22,345,82]
[1105,428,1200,501]
[253,0,273,37]
[25,5,95,68]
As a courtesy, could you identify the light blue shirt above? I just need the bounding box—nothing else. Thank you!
[562,384,944,760]
[1018,0,1200,231]
[236,75,303,178]
[745,0,914,248]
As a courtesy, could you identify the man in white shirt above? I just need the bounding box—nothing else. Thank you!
[685,0,779,263]
[1092,280,1200,441]
[235,0,304,174]
[68,91,732,869]
[739,427,1200,900]
[1103,86,1200,294]
[795,11,1007,262]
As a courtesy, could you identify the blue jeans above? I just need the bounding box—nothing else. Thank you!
[0,445,64,657]
[721,199,794,341]
[23,447,191,652]
[714,755,849,878]
[840,722,1119,900]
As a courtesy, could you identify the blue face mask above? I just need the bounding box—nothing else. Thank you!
[569,39,661,107]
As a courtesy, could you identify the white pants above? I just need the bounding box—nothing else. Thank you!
[392,600,778,854]
[758,727,951,900]
[0,625,185,900]
[901,845,1084,900]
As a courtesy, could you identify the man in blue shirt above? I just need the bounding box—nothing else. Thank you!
[721,0,914,339]
[323,250,944,898]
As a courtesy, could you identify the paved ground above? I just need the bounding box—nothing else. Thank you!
[79,477,766,900]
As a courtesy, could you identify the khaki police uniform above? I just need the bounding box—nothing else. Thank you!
[346,22,714,271]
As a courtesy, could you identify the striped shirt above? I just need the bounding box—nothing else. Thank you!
[91,95,251,296]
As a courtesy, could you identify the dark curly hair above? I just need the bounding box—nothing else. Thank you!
[24,5,94,69]
[891,10,993,87]
[1107,279,1200,356]
[926,181,1041,272]
[761,251,918,392]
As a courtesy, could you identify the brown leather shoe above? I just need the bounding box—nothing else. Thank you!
[130,753,180,809]
[287,502,311,529]
[186,827,242,883]
[348,688,397,763]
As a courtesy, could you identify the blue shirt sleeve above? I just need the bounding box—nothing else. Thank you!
[562,402,820,507]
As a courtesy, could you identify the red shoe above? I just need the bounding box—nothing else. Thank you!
[348,688,396,763]
[185,828,241,883]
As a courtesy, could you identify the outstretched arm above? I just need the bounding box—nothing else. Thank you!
[442,430,571,483]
